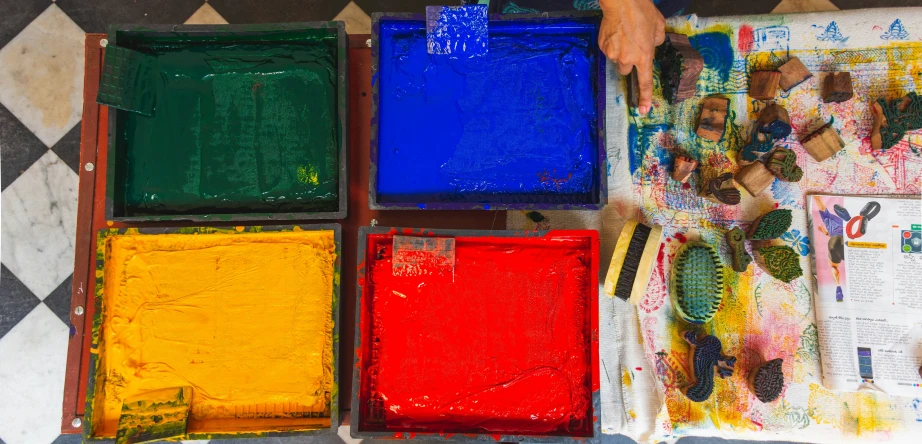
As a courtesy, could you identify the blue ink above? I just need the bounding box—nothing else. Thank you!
[753,26,790,52]
[816,22,849,43]
[376,18,602,205]
[781,229,810,256]
[628,123,671,175]
[689,32,733,84]
[881,19,909,40]
[502,2,540,13]
[426,5,488,57]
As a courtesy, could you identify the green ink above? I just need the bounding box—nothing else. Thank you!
[112,29,341,217]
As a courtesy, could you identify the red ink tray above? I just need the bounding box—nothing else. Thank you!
[352,227,600,441]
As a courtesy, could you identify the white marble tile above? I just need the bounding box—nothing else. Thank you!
[185,3,228,25]
[0,304,69,444]
[334,1,371,35]
[1,150,78,299]
[0,4,85,147]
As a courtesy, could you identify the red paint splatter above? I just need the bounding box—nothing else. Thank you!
[674,232,687,243]
[393,433,403,439]
[358,232,596,436]
[636,367,642,371]
[682,182,691,190]
[774,202,779,208]
[738,25,754,52]
[491,434,502,441]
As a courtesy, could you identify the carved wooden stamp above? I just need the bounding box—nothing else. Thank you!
[672,155,698,183]
[777,57,812,91]
[765,147,803,182]
[707,172,741,205]
[756,104,792,140]
[801,120,845,162]
[747,209,793,240]
[740,129,774,163]
[871,92,922,150]
[725,227,752,272]
[697,96,730,142]
[822,72,853,103]
[656,33,704,104]
[749,358,784,403]
[735,161,775,197]
[759,245,803,283]
[672,242,724,324]
[749,71,781,101]
[683,331,736,403]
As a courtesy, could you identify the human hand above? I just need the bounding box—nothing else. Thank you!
[598,0,666,115]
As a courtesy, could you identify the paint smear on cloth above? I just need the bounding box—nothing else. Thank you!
[116,34,340,216]
[360,233,594,436]
[92,231,336,436]
[376,19,601,205]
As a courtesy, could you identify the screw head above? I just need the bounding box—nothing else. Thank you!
[84,162,94,171]
[365,39,371,48]
[75,306,84,316]
[370,218,378,227]
[100,39,108,48]
[72,417,82,428]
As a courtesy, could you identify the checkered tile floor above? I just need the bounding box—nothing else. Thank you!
[1,1,920,444]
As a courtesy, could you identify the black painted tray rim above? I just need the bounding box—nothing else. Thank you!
[103,22,350,222]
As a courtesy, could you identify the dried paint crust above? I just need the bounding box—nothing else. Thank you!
[358,231,596,437]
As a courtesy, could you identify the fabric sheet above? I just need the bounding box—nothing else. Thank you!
[507,7,922,443]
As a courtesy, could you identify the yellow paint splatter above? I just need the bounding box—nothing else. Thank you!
[297,164,320,185]
[622,367,633,388]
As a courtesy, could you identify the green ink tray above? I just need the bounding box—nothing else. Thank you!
[104,23,348,222]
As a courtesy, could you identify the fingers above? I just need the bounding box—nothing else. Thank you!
[617,61,633,76]
[635,55,654,115]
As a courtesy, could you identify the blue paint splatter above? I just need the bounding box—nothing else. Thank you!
[689,32,733,84]
[376,18,601,205]
[628,123,671,176]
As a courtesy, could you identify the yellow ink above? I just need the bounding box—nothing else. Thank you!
[297,164,320,186]
[91,230,336,437]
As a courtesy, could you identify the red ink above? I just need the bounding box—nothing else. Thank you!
[738,25,754,52]
[636,367,642,371]
[674,232,687,243]
[358,232,598,437]
[682,182,691,190]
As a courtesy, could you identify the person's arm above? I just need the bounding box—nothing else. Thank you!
[598,0,666,115]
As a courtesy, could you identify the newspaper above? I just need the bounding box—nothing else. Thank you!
[807,194,922,396]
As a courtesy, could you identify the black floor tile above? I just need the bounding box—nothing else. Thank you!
[50,121,82,174]
[0,264,42,339]
[0,104,49,191]
[209,0,351,24]
[50,433,82,444]
[0,0,52,48]
[56,0,205,33]
[43,274,74,327]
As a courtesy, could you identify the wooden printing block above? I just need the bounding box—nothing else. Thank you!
[777,57,812,91]
[871,93,922,150]
[682,331,736,402]
[801,121,845,162]
[671,155,698,183]
[758,245,803,283]
[725,227,752,272]
[764,147,803,182]
[749,71,781,101]
[656,33,704,104]
[822,72,853,103]
[747,209,793,240]
[756,104,791,140]
[699,172,740,205]
[696,96,730,142]
[749,358,785,403]
[627,67,640,108]
[735,161,775,197]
